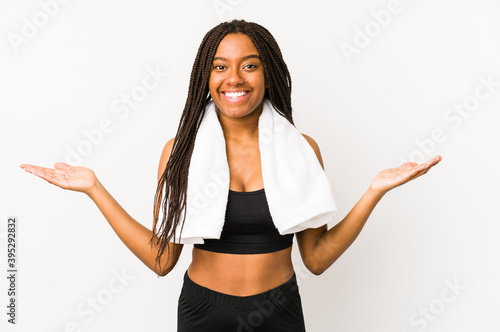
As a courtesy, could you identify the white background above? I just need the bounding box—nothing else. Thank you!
[1,0,499,331]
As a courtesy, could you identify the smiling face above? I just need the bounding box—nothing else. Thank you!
[208,33,266,119]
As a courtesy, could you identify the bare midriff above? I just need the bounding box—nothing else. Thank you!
[187,246,294,296]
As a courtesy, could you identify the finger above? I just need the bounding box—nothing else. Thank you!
[408,161,438,180]
[20,164,70,189]
[54,162,72,170]
[31,166,52,179]
[404,168,427,183]
[390,165,424,186]
[19,163,36,170]
[19,164,41,174]
[425,155,442,166]
[415,163,428,172]
[432,155,442,165]
[31,167,64,187]
[20,165,53,178]
[424,157,441,169]
[399,162,418,169]
[409,162,428,173]
[417,156,439,170]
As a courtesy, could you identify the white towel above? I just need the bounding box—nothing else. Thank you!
[157,98,338,244]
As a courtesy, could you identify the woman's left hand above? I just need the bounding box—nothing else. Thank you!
[369,155,442,196]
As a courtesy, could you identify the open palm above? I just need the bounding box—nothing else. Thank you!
[19,162,97,194]
[370,155,442,195]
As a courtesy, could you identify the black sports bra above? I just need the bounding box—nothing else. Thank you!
[194,188,294,254]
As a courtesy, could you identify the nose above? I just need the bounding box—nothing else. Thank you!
[227,67,244,85]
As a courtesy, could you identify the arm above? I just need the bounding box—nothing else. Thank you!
[296,186,383,275]
[87,179,183,276]
[296,134,442,275]
[20,137,183,276]
[87,137,183,276]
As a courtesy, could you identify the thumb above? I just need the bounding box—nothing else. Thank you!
[54,162,73,170]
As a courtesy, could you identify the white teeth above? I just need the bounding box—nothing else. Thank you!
[224,91,248,98]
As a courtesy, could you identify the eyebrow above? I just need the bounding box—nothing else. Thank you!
[213,54,262,62]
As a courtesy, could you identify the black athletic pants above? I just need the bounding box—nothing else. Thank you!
[177,270,306,331]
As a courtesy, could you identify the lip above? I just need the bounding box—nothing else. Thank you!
[221,90,251,103]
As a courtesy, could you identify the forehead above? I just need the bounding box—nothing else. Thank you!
[213,33,260,59]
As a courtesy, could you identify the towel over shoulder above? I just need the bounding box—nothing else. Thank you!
[157,98,338,244]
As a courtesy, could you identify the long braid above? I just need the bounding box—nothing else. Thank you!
[245,23,293,125]
[150,20,294,272]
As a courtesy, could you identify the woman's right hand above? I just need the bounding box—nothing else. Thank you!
[20,162,98,195]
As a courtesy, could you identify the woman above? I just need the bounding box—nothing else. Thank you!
[20,20,441,331]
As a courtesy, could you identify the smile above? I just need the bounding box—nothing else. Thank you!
[222,90,250,103]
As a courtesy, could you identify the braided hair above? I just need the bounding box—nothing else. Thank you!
[150,19,294,272]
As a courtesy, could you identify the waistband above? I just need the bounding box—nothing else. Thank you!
[181,270,299,310]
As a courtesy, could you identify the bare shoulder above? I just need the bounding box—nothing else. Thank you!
[157,137,176,181]
[301,133,318,150]
[301,133,325,170]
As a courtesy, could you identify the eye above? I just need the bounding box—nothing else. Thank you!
[213,64,226,70]
[244,64,257,69]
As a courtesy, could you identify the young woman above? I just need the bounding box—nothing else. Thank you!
[20,20,441,331]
